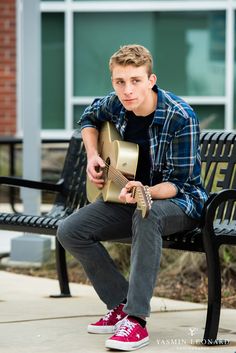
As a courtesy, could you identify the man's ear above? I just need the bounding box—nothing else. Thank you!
[149,73,157,87]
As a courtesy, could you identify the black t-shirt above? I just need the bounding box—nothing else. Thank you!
[124,111,154,185]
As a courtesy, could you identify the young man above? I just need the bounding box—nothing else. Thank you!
[57,44,208,351]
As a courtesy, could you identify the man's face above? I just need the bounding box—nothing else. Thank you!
[111,64,156,115]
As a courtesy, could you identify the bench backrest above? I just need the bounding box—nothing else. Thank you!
[200,131,236,223]
[49,130,88,218]
[52,130,236,223]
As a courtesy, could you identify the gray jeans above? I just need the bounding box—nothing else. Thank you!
[57,199,198,317]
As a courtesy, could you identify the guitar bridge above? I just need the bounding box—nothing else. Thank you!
[124,173,135,181]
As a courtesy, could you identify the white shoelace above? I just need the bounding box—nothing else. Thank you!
[103,305,120,321]
[103,309,115,321]
[115,320,136,337]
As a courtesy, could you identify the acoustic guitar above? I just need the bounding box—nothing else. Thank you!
[86,121,152,218]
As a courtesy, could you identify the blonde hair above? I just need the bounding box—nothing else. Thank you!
[109,44,153,77]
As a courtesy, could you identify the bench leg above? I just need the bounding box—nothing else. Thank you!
[50,238,71,298]
[203,244,222,344]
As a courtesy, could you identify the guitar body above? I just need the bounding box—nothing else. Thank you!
[86,121,139,203]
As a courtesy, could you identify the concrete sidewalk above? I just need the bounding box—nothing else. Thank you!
[0,270,235,353]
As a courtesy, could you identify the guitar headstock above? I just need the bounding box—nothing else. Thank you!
[133,185,152,218]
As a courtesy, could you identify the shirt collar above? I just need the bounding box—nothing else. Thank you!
[117,84,166,126]
[152,85,166,126]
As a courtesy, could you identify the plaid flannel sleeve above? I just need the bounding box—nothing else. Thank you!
[162,113,200,193]
[78,93,119,130]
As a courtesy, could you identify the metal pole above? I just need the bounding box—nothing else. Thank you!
[19,0,41,213]
[8,0,51,267]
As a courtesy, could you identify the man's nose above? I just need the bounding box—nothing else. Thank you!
[124,83,133,95]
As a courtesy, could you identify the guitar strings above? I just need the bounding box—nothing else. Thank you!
[103,161,128,188]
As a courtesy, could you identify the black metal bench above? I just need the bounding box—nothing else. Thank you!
[0,130,88,296]
[0,129,235,344]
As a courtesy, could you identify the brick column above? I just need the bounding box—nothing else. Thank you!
[0,0,16,136]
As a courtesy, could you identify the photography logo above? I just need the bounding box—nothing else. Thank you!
[156,327,199,348]
[188,327,199,337]
[156,327,229,350]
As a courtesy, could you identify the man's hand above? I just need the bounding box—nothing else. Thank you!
[119,180,143,204]
[87,155,105,189]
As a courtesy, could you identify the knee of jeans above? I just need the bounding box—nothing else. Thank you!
[56,219,69,247]
[56,216,92,249]
[56,218,78,247]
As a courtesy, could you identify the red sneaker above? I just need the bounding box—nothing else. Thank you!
[105,317,149,351]
[87,303,127,334]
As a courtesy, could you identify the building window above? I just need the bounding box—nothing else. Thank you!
[42,13,65,129]
[37,1,235,135]
[154,12,225,97]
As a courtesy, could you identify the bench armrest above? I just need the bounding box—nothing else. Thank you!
[202,188,236,236]
[0,176,64,193]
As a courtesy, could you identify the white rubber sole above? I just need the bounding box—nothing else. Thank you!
[87,324,115,334]
[105,336,149,351]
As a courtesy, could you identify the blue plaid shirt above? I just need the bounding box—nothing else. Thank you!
[79,85,208,219]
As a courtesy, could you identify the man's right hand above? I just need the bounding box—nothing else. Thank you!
[87,154,105,189]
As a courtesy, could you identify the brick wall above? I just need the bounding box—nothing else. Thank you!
[0,0,16,136]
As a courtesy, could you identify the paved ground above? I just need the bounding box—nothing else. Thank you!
[0,270,236,353]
